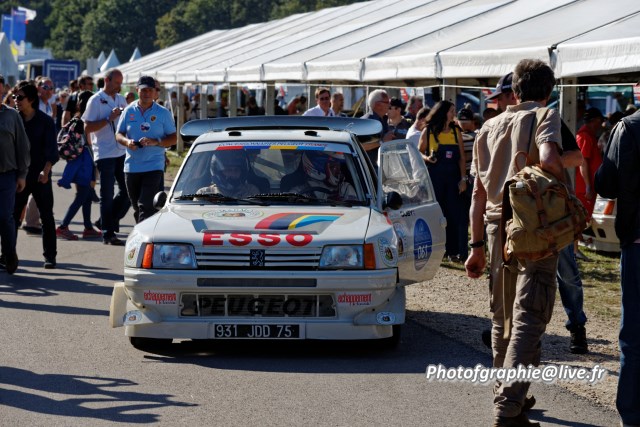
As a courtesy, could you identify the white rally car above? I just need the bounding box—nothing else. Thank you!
[109,116,445,350]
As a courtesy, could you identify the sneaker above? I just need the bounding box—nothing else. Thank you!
[23,225,42,235]
[44,258,56,269]
[82,228,103,239]
[570,325,589,354]
[91,188,100,203]
[493,413,540,427]
[103,236,125,246]
[56,226,78,241]
[1,253,18,274]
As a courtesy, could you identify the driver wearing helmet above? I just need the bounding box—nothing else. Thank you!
[290,151,356,201]
[197,150,259,198]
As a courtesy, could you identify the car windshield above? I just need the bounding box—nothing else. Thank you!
[172,140,368,205]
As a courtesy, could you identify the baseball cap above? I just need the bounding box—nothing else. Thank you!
[583,107,604,122]
[136,75,156,89]
[457,108,474,121]
[486,72,513,101]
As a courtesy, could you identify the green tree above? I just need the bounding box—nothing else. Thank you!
[269,0,359,20]
[80,0,174,63]
[155,0,234,49]
[45,0,97,60]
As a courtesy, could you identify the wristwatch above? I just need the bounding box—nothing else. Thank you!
[469,240,485,249]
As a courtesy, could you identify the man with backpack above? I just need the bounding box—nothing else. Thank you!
[465,59,564,427]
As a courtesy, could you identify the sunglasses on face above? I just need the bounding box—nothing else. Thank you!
[41,85,53,90]
[13,94,26,101]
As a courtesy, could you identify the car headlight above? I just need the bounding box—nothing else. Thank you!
[319,245,363,269]
[593,199,615,215]
[142,243,197,269]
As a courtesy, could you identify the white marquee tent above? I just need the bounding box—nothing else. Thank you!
[113,0,640,85]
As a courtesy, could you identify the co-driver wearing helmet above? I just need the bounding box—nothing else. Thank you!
[289,151,356,201]
[197,150,259,198]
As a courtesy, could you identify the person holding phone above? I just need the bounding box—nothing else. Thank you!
[115,76,176,224]
[82,69,129,245]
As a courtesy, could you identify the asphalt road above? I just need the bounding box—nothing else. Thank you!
[0,164,620,426]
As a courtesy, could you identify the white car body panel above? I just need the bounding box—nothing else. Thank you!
[110,118,446,343]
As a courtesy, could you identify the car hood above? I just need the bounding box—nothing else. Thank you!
[151,205,372,247]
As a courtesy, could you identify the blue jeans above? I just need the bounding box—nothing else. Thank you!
[556,244,587,330]
[96,156,130,239]
[0,171,17,257]
[617,243,640,425]
[61,185,93,229]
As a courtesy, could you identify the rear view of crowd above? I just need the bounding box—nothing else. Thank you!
[0,69,175,274]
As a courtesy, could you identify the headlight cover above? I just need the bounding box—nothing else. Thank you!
[319,245,363,269]
[150,244,197,269]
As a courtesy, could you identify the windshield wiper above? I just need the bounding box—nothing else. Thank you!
[248,193,354,207]
[173,192,267,205]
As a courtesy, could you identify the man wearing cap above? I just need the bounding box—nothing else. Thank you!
[83,68,129,245]
[575,107,605,219]
[465,59,564,427]
[116,76,176,224]
[486,72,516,113]
[387,98,411,140]
[303,87,334,117]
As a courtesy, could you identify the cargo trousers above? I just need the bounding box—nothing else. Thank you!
[486,220,559,417]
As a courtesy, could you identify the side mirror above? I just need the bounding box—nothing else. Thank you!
[153,192,167,209]
[383,191,403,210]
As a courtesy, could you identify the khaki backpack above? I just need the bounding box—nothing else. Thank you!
[501,108,588,262]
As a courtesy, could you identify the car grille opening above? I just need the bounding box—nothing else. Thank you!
[195,247,321,270]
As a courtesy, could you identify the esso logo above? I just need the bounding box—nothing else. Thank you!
[203,232,313,247]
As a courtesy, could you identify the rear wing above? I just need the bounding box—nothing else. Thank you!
[180,116,382,143]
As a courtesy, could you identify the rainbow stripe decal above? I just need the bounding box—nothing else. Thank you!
[255,213,343,230]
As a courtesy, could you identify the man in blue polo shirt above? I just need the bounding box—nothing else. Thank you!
[116,76,176,223]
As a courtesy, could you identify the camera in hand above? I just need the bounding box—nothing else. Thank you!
[134,140,143,148]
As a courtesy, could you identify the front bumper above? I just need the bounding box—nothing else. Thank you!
[110,268,405,340]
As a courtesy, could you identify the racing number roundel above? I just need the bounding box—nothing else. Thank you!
[413,218,432,270]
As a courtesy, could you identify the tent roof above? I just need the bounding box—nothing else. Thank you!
[437,0,640,78]
[112,0,640,84]
[555,11,640,78]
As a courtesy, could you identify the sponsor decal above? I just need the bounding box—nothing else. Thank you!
[337,292,372,306]
[401,210,414,217]
[124,233,143,267]
[150,115,157,122]
[203,208,263,219]
[140,122,150,132]
[144,291,177,305]
[255,212,342,230]
[413,218,433,270]
[376,311,396,325]
[378,237,396,267]
[202,232,313,247]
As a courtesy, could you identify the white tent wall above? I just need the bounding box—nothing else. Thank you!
[555,12,640,78]
[438,0,640,78]
[252,0,459,82]
[362,0,577,81]
[226,0,395,82]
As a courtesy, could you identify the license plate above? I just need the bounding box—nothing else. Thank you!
[212,324,301,339]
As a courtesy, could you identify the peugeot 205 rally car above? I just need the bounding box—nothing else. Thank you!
[109,116,445,350]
